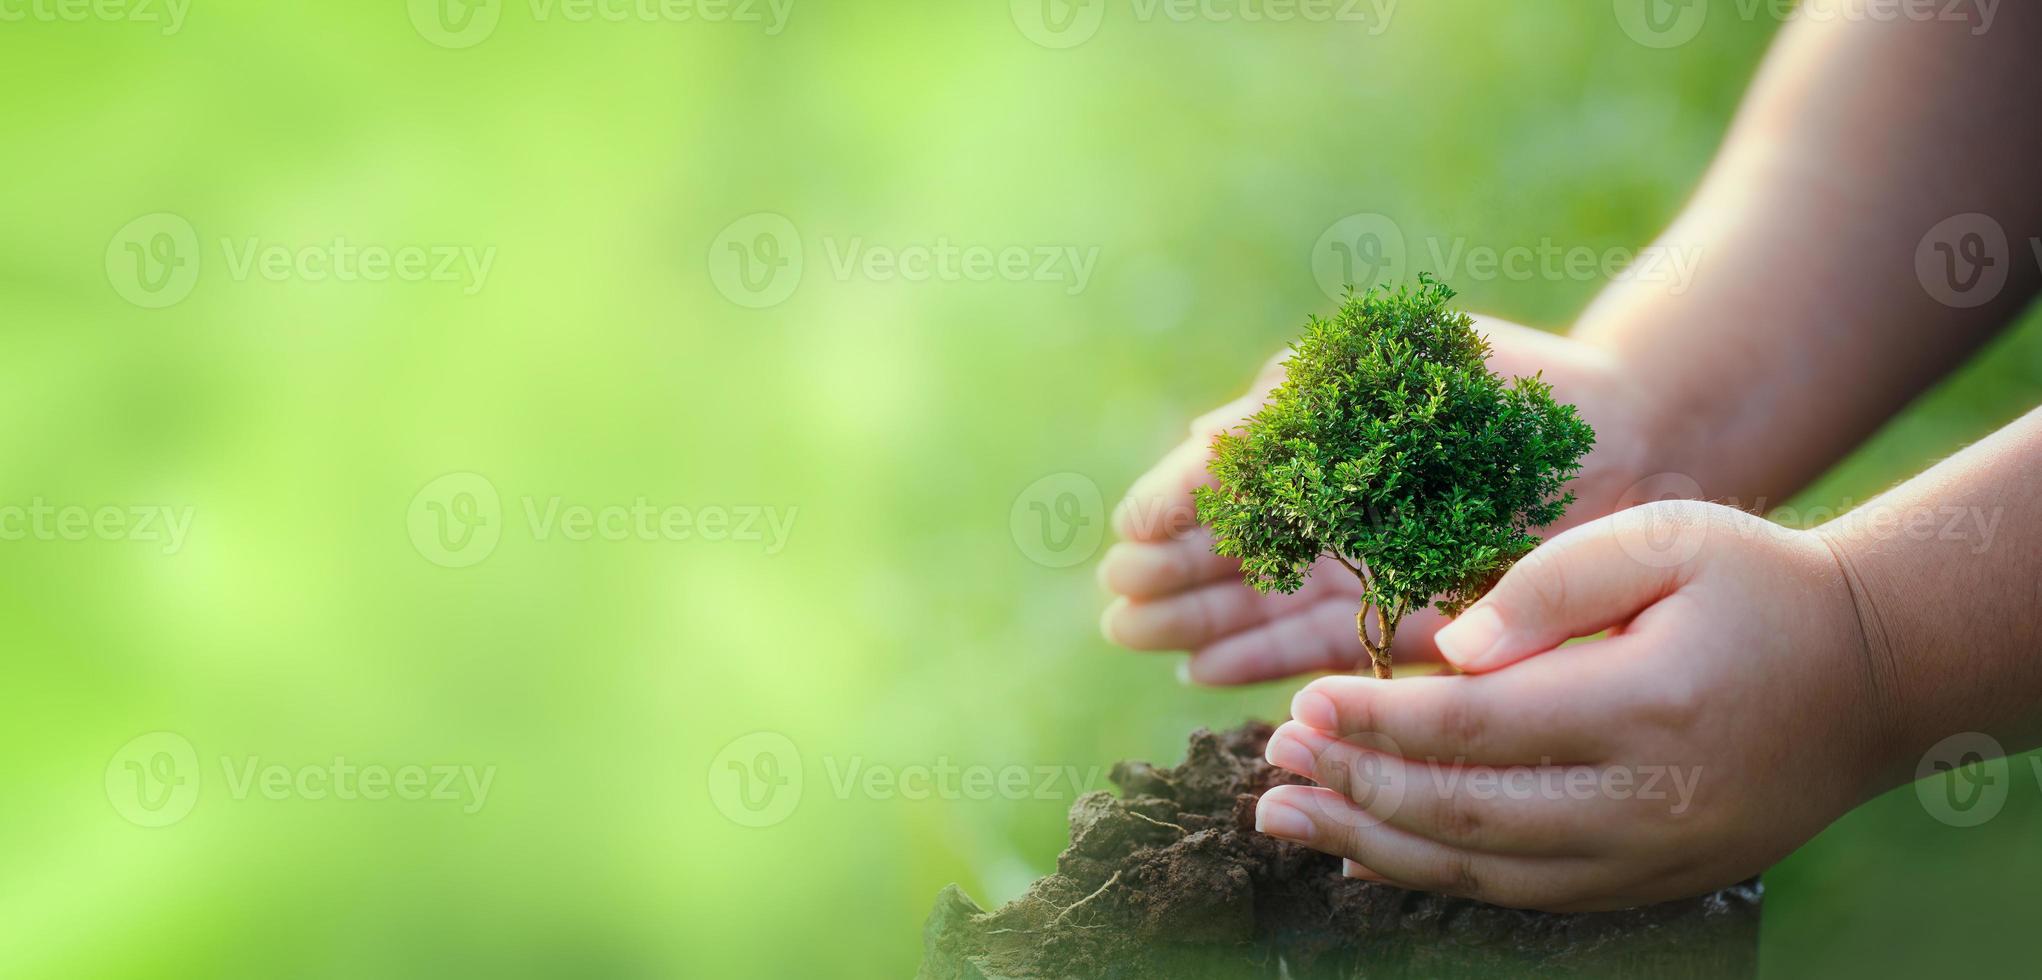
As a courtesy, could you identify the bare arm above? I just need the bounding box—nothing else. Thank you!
[1579,4,2042,507]
[1822,406,2042,785]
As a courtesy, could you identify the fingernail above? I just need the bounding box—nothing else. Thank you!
[1290,688,1338,730]
[1093,545,1120,592]
[1433,606,1505,670]
[1255,798,1313,842]
[1264,730,1315,776]
[1175,660,1196,687]
[1098,598,1126,645]
[1343,859,1387,883]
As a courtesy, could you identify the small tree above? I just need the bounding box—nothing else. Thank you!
[1195,276,1594,678]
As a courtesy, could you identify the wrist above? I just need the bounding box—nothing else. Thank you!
[1809,521,1919,799]
[1574,330,1724,505]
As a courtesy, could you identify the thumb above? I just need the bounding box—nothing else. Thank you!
[1431,502,1707,672]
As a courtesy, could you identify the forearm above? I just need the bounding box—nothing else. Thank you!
[1575,7,2042,507]
[1817,407,2042,789]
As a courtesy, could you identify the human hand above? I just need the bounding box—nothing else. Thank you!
[1254,501,1891,911]
[1099,317,1669,685]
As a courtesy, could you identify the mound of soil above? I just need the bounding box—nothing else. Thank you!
[919,722,1760,979]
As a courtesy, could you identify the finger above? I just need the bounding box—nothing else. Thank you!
[1341,859,1389,883]
[1186,391,1265,444]
[1289,651,1618,765]
[1184,598,1365,684]
[1468,314,1574,377]
[1430,502,1710,673]
[1256,785,1622,910]
[1111,436,1212,542]
[1264,721,1609,857]
[1101,569,1351,651]
[1187,599,1447,685]
[1112,352,1290,543]
[1094,532,1244,599]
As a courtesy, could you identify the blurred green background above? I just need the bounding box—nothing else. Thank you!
[3,1,2039,977]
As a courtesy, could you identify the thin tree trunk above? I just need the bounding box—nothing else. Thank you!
[1347,560,1396,679]
[1356,603,1393,679]
[1372,603,1395,679]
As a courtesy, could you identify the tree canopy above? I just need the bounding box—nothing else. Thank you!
[1194,276,1595,675]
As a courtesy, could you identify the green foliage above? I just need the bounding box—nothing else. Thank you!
[1195,276,1594,651]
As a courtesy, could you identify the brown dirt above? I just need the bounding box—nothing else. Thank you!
[918,722,1760,979]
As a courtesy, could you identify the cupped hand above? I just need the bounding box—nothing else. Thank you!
[1099,317,1667,685]
[1254,501,1891,911]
